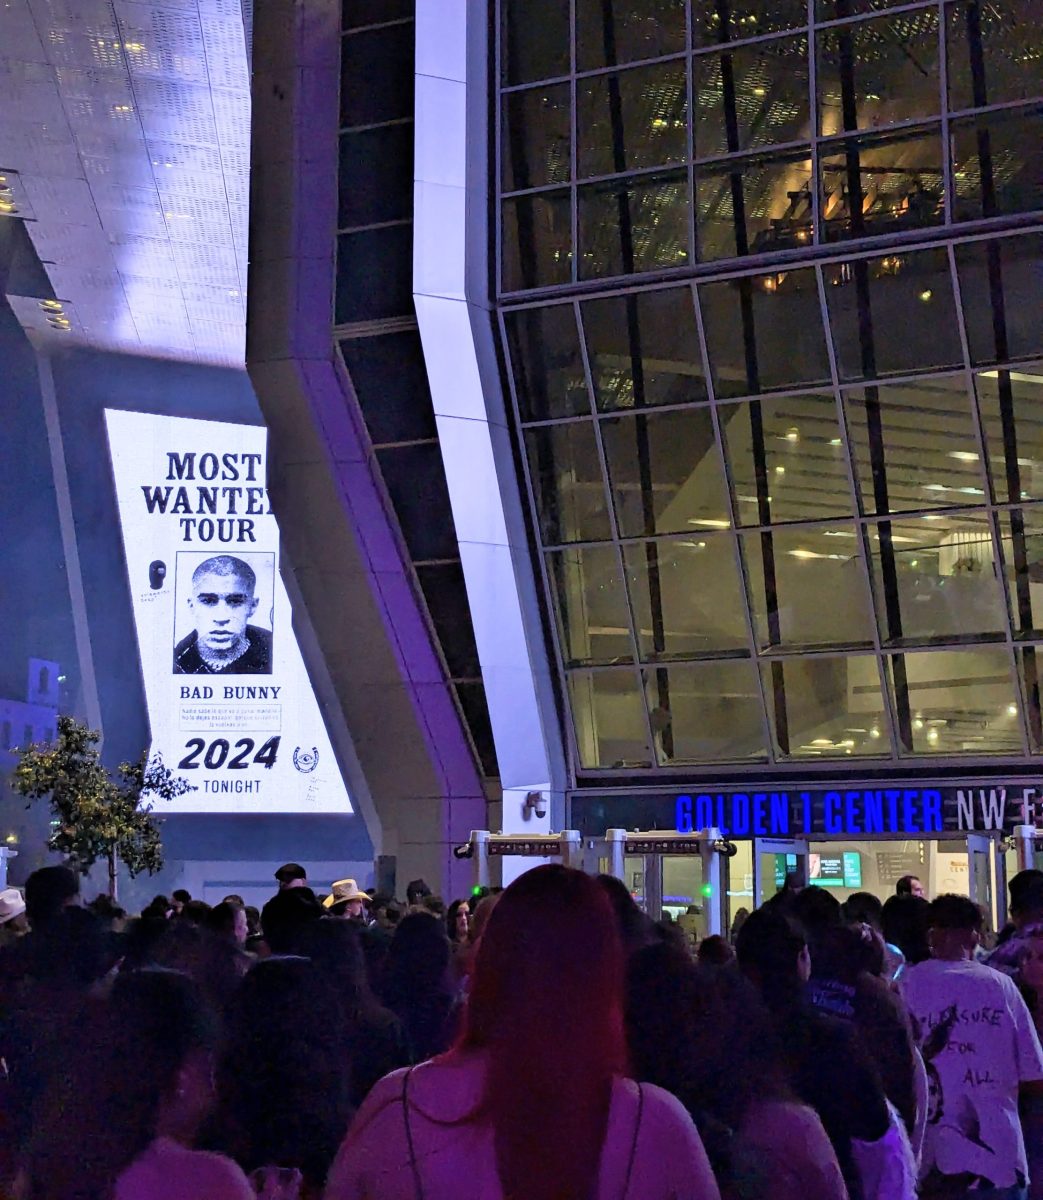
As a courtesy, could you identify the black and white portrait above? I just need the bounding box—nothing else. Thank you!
[173,552,274,675]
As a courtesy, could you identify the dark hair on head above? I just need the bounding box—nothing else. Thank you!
[842,891,884,930]
[27,969,217,1200]
[595,873,654,953]
[697,934,734,966]
[445,898,471,944]
[206,900,243,942]
[147,920,244,1017]
[212,958,350,1189]
[421,894,446,919]
[24,865,79,927]
[928,893,984,933]
[1010,869,1043,918]
[260,887,322,954]
[405,878,431,905]
[86,895,126,926]
[881,894,931,964]
[192,554,255,591]
[222,894,245,907]
[179,899,212,927]
[244,905,261,937]
[811,922,883,985]
[791,885,843,942]
[294,917,378,1016]
[172,889,192,904]
[895,875,921,897]
[735,905,807,1011]
[462,865,626,1200]
[26,907,115,987]
[382,911,451,1000]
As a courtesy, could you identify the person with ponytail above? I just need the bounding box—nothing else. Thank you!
[324,864,719,1200]
[25,968,255,1200]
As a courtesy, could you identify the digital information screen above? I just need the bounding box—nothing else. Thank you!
[105,410,353,815]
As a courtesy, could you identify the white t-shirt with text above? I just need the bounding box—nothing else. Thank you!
[901,957,1043,1188]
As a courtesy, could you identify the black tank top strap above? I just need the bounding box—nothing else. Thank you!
[622,1081,644,1199]
[402,1066,424,1200]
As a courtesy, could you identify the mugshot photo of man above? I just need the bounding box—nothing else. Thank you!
[173,554,273,674]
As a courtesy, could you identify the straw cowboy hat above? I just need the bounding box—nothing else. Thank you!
[322,878,372,908]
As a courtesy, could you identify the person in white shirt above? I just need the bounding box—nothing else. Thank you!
[324,864,721,1200]
[901,893,1043,1199]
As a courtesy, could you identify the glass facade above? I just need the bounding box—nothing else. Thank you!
[496,0,1043,775]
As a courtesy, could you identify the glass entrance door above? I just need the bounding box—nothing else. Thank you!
[754,837,809,907]
[967,832,1005,933]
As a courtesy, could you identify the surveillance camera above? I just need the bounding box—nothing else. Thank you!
[453,843,474,860]
[523,791,547,821]
[713,838,738,858]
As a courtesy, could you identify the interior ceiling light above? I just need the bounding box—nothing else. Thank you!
[948,451,979,462]
[40,300,63,311]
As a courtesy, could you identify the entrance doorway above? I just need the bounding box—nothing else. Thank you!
[751,833,1010,931]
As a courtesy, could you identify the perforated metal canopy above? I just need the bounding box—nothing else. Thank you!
[0,0,251,364]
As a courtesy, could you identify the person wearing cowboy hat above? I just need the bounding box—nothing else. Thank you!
[0,887,27,949]
[323,879,371,920]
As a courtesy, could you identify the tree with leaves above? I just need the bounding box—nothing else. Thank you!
[11,715,195,899]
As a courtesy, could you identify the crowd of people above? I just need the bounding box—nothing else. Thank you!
[0,858,1041,1199]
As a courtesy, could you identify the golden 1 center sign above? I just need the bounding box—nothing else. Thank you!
[105,410,352,815]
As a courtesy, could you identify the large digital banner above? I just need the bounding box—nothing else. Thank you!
[105,410,353,815]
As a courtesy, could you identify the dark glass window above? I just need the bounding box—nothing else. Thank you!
[763,655,889,760]
[503,0,571,84]
[693,35,810,158]
[343,1,413,31]
[524,422,613,544]
[581,287,707,412]
[696,150,813,260]
[416,562,483,678]
[974,367,1043,504]
[642,660,767,764]
[375,443,460,560]
[576,0,687,71]
[339,332,437,444]
[824,248,962,382]
[502,84,571,191]
[341,23,415,127]
[699,267,830,397]
[577,62,688,179]
[502,190,572,290]
[816,9,942,135]
[568,668,652,767]
[338,124,413,229]
[336,226,413,324]
[820,127,944,242]
[950,105,1043,222]
[692,0,807,47]
[956,235,1043,366]
[505,304,589,422]
[455,681,499,776]
[600,407,730,536]
[946,0,1043,113]
[578,170,690,279]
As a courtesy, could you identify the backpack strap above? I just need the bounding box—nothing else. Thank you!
[622,1082,645,1199]
[402,1067,423,1200]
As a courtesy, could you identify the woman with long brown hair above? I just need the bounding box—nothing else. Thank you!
[324,864,719,1200]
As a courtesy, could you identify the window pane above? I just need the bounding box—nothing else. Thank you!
[502,84,571,191]
[576,0,687,71]
[720,393,853,524]
[339,124,412,229]
[692,0,807,46]
[817,9,941,135]
[866,511,1007,643]
[454,680,499,776]
[339,332,437,444]
[956,234,1043,366]
[578,171,690,279]
[343,1,413,30]
[700,267,829,397]
[951,105,1043,222]
[947,1,1043,113]
[569,668,652,767]
[376,443,458,559]
[505,305,589,422]
[416,562,481,677]
[341,23,414,126]
[547,546,633,667]
[763,654,889,759]
[336,226,412,323]
[974,366,1043,503]
[582,287,707,412]
[503,0,570,84]
[998,508,1043,637]
[623,536,749,658]
[824,248,962,381]
[889,647,1022,754]
[578,62,688,179]
[820,127,945,242]
[642,661,767,764]
[502,190,572,291]
[845,376,987,515]
[693,35,810,159]
[601,408,730,536]
[1017,646,1043,751]
[696,151,813,261]
[742,523,875,649]
[525,422,613,543]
